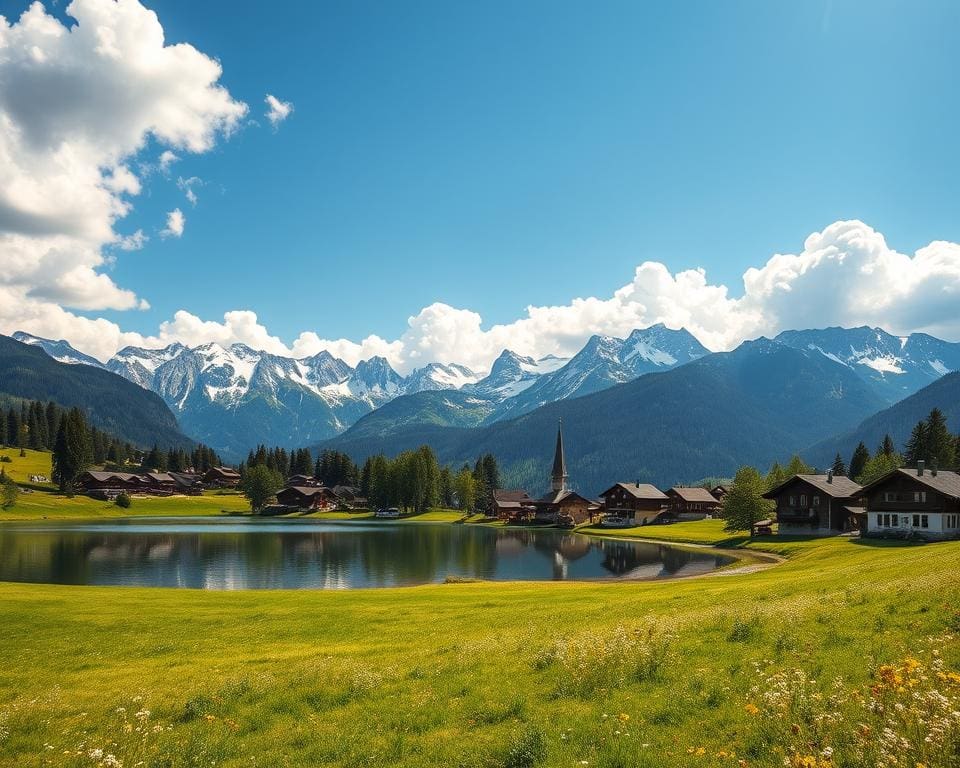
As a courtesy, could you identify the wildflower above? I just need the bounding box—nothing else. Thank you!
[744,703,760,715]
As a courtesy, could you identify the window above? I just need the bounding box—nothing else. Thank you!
[891,515,899,527]
[800,494,807,507]
[789,495,796,506]
[921,515,929,529]
[913,514,920,527]
[813,495,820,507]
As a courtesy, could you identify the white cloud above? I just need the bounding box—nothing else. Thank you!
[157,150,180,174]
[161,208,185,238]
[177,176,201,206]
[5,220,960,369]
[264,94,293,128]
[0,0,245,334]
[115,229,147,251]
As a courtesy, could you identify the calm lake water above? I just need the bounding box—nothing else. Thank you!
[0,517,733,589]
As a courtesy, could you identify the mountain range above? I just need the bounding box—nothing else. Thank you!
[8,324,960,473]
[11,324,710,458]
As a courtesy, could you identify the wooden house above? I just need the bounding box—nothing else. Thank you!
[275,485,337,511]
[598,482,669,525]
[168,471,203,495]
[860,463,960,540]
[492,489,535,521]
[666,487,721,520]
[202,466,241,488]
[285,474,320,487]
[762,472,863,535]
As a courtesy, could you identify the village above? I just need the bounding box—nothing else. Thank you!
[70,420,960,542]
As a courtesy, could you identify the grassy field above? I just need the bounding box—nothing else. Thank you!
[0,508,957,767]
[1,452,958,766]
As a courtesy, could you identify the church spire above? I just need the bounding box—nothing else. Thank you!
[551,418,568,492]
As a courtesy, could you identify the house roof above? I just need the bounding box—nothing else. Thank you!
[763,474,863,500]
[668,487,719,503]
[535,488,593,506]
[493,489,533,503]
[279,486,332,497]
[207,466,241,478]
[859,468,960,500]
[599,482,668,501]
[145,472,173,483]
[82,471,144,482]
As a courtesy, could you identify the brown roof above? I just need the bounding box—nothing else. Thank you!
[668,487,719,503]
[599,482,668,501]
[280,486,333,498]
[763,474,862,500]
[493,489,532,503]
[860,468,960,500]
[206,466,241,478]
[535,489,594,506]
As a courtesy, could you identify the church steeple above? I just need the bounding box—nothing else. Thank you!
[550,419,568,492]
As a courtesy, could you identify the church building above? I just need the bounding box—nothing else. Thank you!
[531,421,597,526]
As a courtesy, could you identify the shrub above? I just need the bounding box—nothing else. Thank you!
[503,725,546,768]
[536,623,675,696]
[115,492,131,509]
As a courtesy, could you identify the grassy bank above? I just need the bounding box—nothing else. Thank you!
[0,448,249,520]
[0,513,957,767]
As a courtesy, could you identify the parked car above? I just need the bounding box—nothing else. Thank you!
[375,507,401,518]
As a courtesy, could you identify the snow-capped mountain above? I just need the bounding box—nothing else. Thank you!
[11,331,105,369]
[775,327,960,404]
[466,350,569,401]
[107,343,186,389]
[403,362,479,394]
[486,324,710,422]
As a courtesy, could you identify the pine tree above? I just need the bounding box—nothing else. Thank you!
[849,442,870,481]
[925,408,956,470]
[878,434,895,457]
[831,453,846,476]
[858,451,903,485]
[51,408,93,495]
[904,420,929,466]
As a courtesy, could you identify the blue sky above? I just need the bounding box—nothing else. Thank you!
[2,0,960,368]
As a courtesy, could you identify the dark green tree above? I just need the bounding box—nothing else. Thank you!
[849,442,870,481]
[831,453,846,476]
[51,408,93,494]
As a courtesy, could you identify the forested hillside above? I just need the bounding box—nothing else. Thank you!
[805,371,960,466]
[322,338,887,494]
[0,335,191,449]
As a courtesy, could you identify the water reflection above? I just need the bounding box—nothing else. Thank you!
[0,519,732,589]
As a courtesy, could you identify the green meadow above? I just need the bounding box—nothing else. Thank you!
[0,450,958,767]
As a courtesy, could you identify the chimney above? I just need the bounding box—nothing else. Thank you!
[917,460,925,477]
[827,469,833,484]
[931,459,938,477]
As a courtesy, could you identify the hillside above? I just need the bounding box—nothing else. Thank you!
[804,370,960,466]
[0,335,192,449]
[322,338,887,494]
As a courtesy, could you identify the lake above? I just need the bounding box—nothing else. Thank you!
[0,517,734,589]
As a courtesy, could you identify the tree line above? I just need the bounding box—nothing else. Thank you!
[359,449,499,514]
[0,398,222,494]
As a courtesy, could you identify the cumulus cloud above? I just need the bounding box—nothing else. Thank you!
[264,94,293,128]
[0,0,246,349]
[161,208,185,238]
[5,219,960,369]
